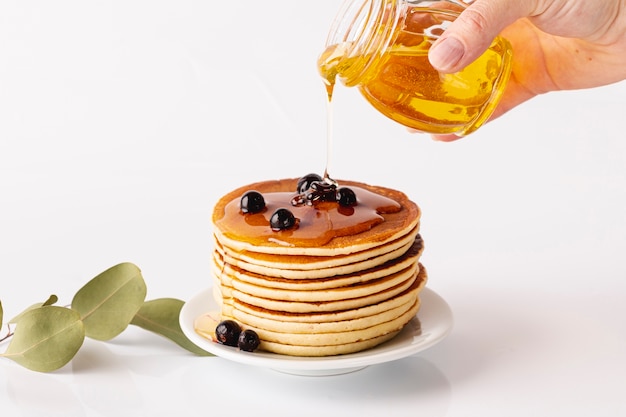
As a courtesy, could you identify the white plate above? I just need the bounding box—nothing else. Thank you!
[179,287,453,376]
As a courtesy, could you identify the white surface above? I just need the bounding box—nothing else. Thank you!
[1,1,625,416]
[180,287,453,376]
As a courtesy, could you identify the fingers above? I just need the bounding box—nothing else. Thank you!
[430,133,463,142]
[428,0,536,73]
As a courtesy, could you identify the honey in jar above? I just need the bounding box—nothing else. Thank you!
[319,0,513,136]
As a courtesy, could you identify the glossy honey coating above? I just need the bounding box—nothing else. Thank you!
[212,177,420,251]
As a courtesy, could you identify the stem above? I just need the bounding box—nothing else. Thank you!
[0,324,14,343]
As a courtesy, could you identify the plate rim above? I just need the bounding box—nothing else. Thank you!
[179,286,453,373]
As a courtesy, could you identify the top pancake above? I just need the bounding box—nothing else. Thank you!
[212,178,421,256]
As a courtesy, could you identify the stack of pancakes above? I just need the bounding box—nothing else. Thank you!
[210,177,426,356]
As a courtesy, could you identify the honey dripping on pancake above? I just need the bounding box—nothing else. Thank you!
[319,41,347,185]
[216,182,402,248]
[213,39,406,247]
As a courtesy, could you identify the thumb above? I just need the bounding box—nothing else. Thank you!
[428,0,533,73]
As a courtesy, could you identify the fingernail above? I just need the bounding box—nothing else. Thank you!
[429,37,465,72]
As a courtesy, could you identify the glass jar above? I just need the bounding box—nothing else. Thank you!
[318,0,513,136]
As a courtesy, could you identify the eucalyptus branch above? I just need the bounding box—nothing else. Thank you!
[0,262,209,372]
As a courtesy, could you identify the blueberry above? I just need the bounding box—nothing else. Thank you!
[310,181,337,202]
[270,208,297,231]
[337,187,357,207]
[215,320,241,346]
[238,329,260,352]
[240,190,265,214]
[296,173,323,194]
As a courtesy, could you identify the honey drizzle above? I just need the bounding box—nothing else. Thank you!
[213,41,414,249]
[323,96,334,183]
[215,186,401,248]
[319,42,346,184]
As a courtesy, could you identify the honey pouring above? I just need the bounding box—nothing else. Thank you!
[318,0,513,136]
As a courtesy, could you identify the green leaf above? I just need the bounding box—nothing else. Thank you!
[71,262,147,341]
[131,298,211,356]
[1,306,85,372]
[9,294,59,324]
[42,294,58,306]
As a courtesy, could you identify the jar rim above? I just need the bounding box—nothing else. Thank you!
[324,0,404,86]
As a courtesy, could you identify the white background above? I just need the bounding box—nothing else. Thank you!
[1,1,625,416]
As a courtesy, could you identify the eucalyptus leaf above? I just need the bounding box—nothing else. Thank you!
[1,306,84,372]
[43,294,58,306]
[71,262,147,341]
[131,298,211,356]
[9,294,59,324]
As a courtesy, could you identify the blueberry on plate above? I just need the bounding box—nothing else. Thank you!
[238,329,260,352]
[215,320,241,347]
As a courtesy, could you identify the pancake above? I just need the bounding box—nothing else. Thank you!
[204,175,428,356]
[212,236,424,291]
[241,292,423,356]
[224,268,426,324]
[215,236,417,279]
[212,178,421,256]
[260,331,400,357]
[215,225,421,271]
[236,298,420,347]
[218,262,418,303]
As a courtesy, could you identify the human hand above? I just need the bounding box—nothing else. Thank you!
[426,0,626,141]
